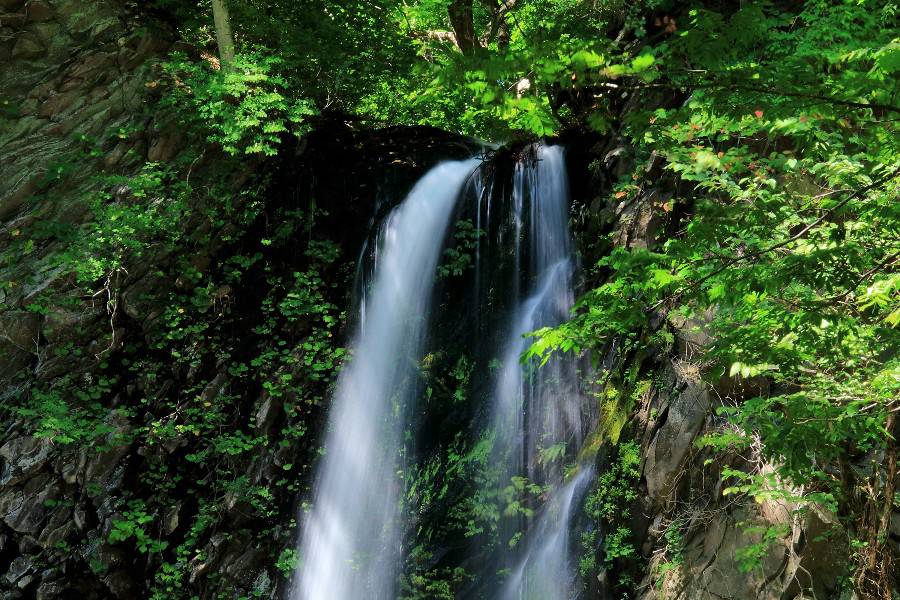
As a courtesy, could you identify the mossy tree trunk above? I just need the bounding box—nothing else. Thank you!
[448,0,478,55]
[211,0,236,67]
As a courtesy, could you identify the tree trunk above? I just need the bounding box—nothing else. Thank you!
[876,411,897,598]
[481,0,517,49]
[448,0,478,55]
[855,410,898,599]
[211,0,236,68]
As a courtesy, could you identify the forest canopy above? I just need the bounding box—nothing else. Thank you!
[147,0,898,141]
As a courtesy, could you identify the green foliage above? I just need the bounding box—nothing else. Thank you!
[654,517,686,584]
[603,526,637,562]
[584,442,640,525]
[147,0,899,146]
[109,501,169,554]
[580,441,640,584]
[437,220,483,280]
[449,355,473,403]
[8,117,348,595]
[275,548,300,576]
[400,563,469,600]
[16,376,128,446]
[718,467,837,514]
[11,0,899,595]
[149,0,679,139]
[501,475,546,520]
[74,162,189,285]
[733,523,792,573]
[163,50,316,155]
[537,441,567,467]
[407,432,500,541]
[126,225,344,595]
[150,504,218,599]
[402,433,493,597]
[529,0,899,585]
[394,0,668,137]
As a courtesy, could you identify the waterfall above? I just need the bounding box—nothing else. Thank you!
[292,145,590,600]
[293,158,481,600]
[486,145,592,599]
[501,467,595,600]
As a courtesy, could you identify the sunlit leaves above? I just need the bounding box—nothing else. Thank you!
[860,273,900,326]
[163,50,317,155]
[630,53,655,71]
[528,1,900,561]
[728,362,778,379]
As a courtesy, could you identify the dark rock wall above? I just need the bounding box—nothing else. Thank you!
[2,3,181,596]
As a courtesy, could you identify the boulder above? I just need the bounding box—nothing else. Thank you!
[147,129,182,163]
[26,1,53,22]
[4,555,33,586]
[0,0,26,12]
[2,473,57,535]
[782,508,846,598]
[655,509,788,600]
[37,89,83,119]
[0,311,39,381]
[644,379,710,504]
[0,436,52,486]
[10,33,44,59]
[255,394,281,434]
[35,579,64,600]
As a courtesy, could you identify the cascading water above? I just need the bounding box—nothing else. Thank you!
[501,467,595,600]
[292,144,592,600]
[485,145,593,599]
[292,158,480,600]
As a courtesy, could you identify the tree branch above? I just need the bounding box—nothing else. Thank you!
[481,0,519,47]
[599,79,900,114]
[648,166,900,312]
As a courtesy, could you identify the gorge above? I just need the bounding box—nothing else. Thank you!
[1,1,897,599]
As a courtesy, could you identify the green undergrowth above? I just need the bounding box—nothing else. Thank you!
[580,441,641,596]
[5,120,349,595]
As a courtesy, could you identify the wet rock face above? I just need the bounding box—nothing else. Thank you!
[0,437,52,488]
[643,378,710,505]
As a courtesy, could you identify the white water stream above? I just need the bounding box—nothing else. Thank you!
[292,159,480,600]
[489,145,591,599]
[293,146,590,600]
[501,467,595,600]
